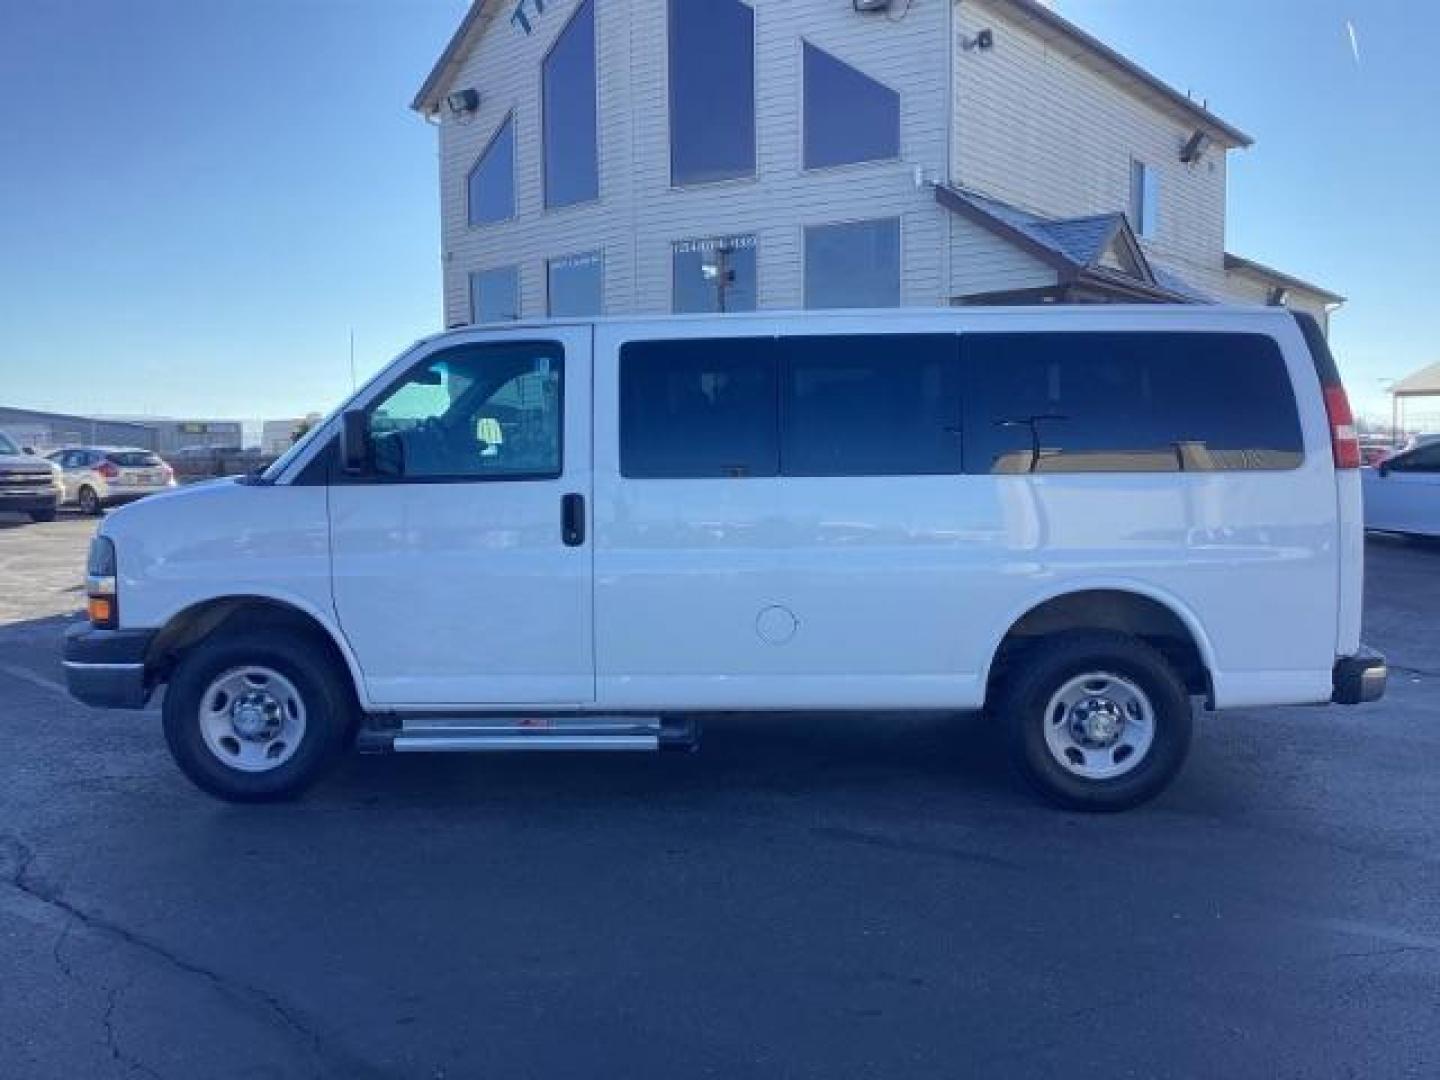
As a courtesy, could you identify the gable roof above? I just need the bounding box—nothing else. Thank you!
[987,0,1251,148]
[934,183,1210,304]
[412,0,1251,146]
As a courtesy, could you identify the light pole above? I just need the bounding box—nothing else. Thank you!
[701,244,736,314]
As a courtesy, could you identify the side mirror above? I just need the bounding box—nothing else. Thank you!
[339,409,370,475]
[22,446,35,455]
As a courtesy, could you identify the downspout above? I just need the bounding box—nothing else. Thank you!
[944,0,959,304]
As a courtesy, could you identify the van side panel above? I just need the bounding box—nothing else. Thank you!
[591,310,1339,713]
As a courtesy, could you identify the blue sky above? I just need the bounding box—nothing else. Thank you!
[0,0,1434,423]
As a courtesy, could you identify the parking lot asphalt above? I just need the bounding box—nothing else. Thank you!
[0,511,1436,1079]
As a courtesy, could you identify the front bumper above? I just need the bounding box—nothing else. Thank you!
[0,489,62,513]
[1332,648,1387,705]
[63,624,157,709]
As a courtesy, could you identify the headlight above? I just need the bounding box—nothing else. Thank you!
[85,535,118,628]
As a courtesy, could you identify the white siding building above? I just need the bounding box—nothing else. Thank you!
[413,0,1341,330]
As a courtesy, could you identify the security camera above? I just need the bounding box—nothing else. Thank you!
[446,88,480,117]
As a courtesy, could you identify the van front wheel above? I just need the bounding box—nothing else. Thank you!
[1002,631,1192,811]
[162,630,352,802]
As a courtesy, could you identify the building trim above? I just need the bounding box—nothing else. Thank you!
[1223,253,1345,305]
[415,0,1254,151]
[414,1,493,114]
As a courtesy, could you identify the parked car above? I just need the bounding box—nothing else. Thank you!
[1362,440,1440,537]
[47,446,176,515]
[0,429,63,522]
[64,307,1385,810]
[1358,437,1397,468]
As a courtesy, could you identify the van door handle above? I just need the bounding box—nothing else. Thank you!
[561,492,585,547]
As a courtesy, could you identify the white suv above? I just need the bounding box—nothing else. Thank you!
[48,447,176,515]
[63,307,1385,809]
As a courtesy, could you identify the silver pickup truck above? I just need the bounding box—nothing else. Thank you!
[0,429,63,522]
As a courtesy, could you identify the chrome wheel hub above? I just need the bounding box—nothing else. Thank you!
[1071,698,1124,747]
[230,691,282,740]
[198,666,307,773]
[1043,671,1156,781]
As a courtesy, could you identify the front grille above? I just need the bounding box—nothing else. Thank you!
[0,473,55,491]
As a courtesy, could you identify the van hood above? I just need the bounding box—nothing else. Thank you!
[99,474,240,526]
[0,453,59,477]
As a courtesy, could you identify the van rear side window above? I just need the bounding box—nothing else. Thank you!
[962,332,1304,474]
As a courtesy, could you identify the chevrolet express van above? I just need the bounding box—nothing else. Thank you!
[64,307,1386,809]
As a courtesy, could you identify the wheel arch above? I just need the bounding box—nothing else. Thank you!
[982,582,1217,706]
[145,594,367,707]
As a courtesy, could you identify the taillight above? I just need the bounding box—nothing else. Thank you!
[97,460,120,479]
[160,462,174,480]
[1323,384,1361,470]
[1292,311,1360,471]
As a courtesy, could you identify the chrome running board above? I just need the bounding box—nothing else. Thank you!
[358,715,699,754]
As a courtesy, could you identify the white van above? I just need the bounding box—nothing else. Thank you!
[64,307,1385,809]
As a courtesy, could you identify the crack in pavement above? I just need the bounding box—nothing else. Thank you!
[103,979,163,1080]
[1,833,394,1080]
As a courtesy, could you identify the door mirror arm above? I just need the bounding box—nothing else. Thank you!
[340,409,371,475]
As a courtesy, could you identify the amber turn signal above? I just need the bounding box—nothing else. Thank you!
[88,597,114,626]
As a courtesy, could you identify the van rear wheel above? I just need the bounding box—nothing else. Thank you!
[162,629,352,802]
[1002,631,1192,811]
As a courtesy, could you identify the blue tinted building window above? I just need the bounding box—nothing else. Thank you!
[547,251,603,316]
[1130,160,1159,239]
[468,115,516,226]
[804,218,901,309]
[470,266,521,323]
[543,0,599,208]
[668,0,755,185]
[672,234,757,313]
[803,42,900,170]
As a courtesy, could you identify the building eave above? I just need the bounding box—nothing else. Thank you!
[985,0,1254,149]
[1224,253,1345,305]
[934,184,1076,275]
[412,1,490,115]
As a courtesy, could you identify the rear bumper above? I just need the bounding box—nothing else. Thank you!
[63,625,157,709]
[1332,648,1387,705]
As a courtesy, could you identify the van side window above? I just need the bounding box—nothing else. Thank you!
[367,342,563,481]
[962,332,1304,474]
[620,338,778,478]
[779,335,962,476]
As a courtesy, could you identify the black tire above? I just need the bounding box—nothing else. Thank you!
[78,486,102,516]
[1001,630,1193,812]
[29,509,57,522]
[162,628,354,802]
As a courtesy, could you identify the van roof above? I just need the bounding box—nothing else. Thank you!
[433,304,1298,340]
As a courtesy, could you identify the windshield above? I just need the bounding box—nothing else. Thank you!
[260,408,336,481]
[107,450,163,467]
[0,432,20,456]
